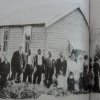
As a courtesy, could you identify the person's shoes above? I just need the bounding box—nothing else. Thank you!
[33,82,36,85]
[15,80,21,83]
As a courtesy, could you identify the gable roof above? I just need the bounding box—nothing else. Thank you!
[0,0,89,27]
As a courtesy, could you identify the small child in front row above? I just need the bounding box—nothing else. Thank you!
[67,72,75,93]
[51,70,65,92]
[57,70,65,89]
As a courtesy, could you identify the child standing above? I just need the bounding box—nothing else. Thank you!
[67,72,75,93]
[57,70,65,89]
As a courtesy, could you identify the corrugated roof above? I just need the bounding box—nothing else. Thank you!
[0,0,89,26]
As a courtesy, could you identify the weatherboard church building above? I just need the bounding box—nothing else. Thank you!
[0,0,89,61]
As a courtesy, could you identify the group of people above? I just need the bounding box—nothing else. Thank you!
[1,45,99,93]
[79,55,100,93]
[0,45,68,90]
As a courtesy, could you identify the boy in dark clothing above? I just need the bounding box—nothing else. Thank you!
[67,72,75,93]
[0,56,10,90]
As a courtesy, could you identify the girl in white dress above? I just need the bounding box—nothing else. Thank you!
[57,70,65,89]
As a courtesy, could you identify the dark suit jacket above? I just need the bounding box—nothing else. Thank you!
[56,58,67,76]
[11,51,25,72]
[45,58,54,75]
[34,55,45,73]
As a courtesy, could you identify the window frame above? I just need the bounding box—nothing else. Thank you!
[25,34,31,53]
[3,27,9,52]
[24,26,32,53]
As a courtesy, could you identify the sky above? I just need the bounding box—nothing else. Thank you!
[0,0,89,23]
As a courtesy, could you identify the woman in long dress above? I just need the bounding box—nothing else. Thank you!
[93,58,100,92]
[83,55,89,92]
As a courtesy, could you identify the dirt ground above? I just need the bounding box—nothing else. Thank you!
[90,93,100,100]
[0,94,89,100]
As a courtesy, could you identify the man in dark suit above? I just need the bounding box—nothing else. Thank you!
[56,52,67,77]
[11,45,25,83]
[44,51,54,88]
[33,49,45,84]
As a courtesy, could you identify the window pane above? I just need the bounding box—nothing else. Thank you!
[25,34,27,40]
[27,43,29,51]
[4,27,9,40]
[25,42,28,53]
[4,34,8,40]
[3,41,7,52]
[25,35,30,41]
[25,42,30,53]
[27,36,30,40]
[25,33,31,53]
[3,27,9,52]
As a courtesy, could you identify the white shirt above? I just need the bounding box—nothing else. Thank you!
[19,51,23,55]
[28,55,33,65]
[37,54,42,65]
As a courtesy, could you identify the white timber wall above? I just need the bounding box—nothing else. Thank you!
[46,9,89,59]
[77,0,89,24]
[7,27,23,61]
[31,26,46,56]
[0,26,23,61]
[0,28,3,48]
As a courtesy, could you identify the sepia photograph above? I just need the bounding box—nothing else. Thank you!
[0,0,90,100]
